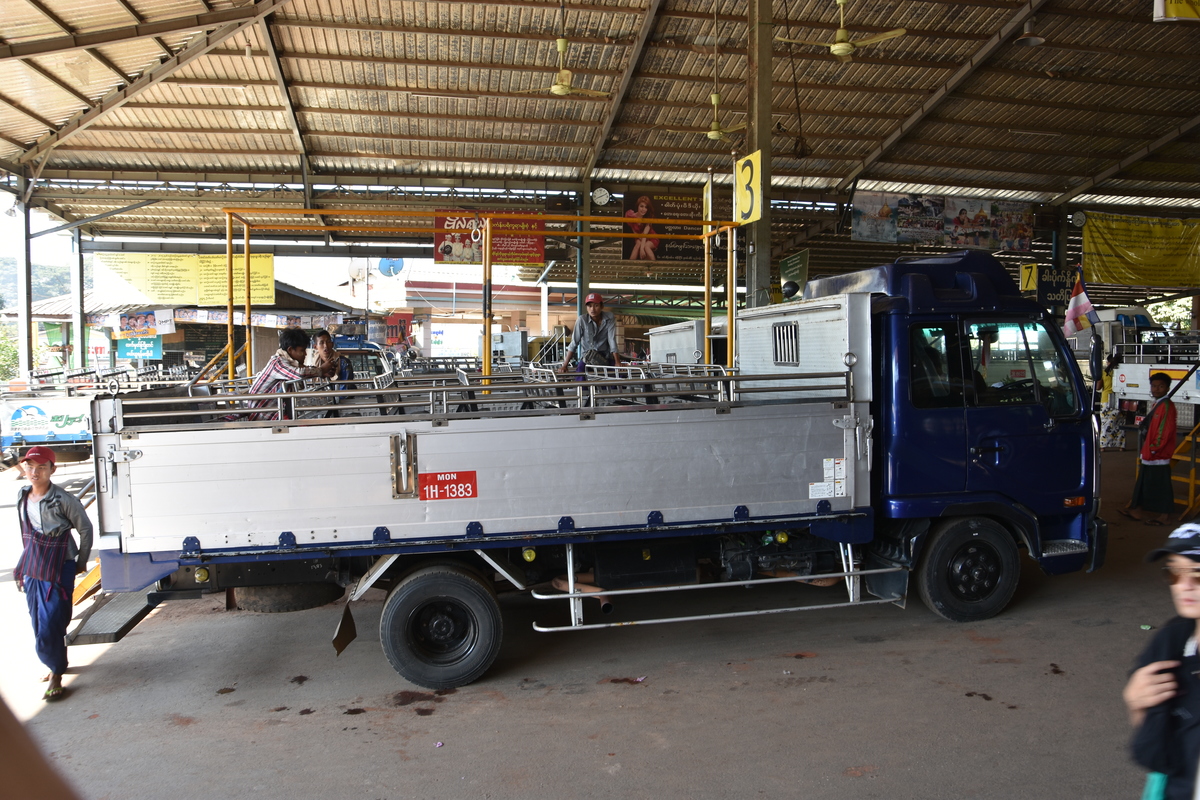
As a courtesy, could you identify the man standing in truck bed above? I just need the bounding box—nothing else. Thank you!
[560,292,623,375]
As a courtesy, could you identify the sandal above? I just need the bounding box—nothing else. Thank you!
[1116,508,1138,521]
[43,685,65,702]
[1145,519,1166,526]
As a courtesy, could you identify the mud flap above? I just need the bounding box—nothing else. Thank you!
[332,604,357,656]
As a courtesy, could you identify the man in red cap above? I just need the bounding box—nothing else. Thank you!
[12,446,92,702]
[559,292,623,375]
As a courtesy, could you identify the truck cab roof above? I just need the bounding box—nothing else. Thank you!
[803,251,1026,314]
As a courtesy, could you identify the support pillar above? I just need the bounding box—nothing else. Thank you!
[744,0,774,309]
[576,186,591,318]
[15,182,34,377]
[72,228,86,368]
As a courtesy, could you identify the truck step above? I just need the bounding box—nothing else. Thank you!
[68,589,157,646]
[1041,539,1089,556]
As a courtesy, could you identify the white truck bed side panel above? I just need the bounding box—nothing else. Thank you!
[112,402,866,553]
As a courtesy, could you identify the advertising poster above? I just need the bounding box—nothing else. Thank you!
[945,197,994,249]
[991,201,1034,252]
[94,252,274,305]
[434,213,544,267]
[895,194,945,246]
[622,191,704,262]
[1083,212,1200,286]
[1154,0,1200,21]
[851,191,899,243]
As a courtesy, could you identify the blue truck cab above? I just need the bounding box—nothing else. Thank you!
[808,251,1106,620]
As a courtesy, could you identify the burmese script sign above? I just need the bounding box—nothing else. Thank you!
[95,252,276,306]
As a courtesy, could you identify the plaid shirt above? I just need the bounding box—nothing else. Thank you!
[246,350,322,421]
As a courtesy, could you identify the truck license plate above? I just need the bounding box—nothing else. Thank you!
[419,471,478,501]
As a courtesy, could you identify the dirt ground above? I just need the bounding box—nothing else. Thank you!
[0,451,1176,799]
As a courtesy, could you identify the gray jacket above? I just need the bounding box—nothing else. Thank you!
[17,482,93,566]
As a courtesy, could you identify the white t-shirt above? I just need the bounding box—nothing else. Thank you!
[26,494,42,533]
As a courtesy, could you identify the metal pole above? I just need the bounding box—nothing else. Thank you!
[226,212,235,380]
[243,222,253,372]
[16,185,33,377]
[72,228,86,368]
[726,226,737,369]
[483,218,492,379]
[704,174,714,365]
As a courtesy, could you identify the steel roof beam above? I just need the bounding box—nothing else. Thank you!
[584,0,660,179]
[1050,112,1200,206]
[0,4,269,62]
[111,0,176,60]
[835,0,1053,194]
[0,92,57,129]
[30,199,159,238]
[19,59,95,107]
[16,0,295,166]
[257,15,323,227]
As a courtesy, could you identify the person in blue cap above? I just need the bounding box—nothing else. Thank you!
[1125,523,1200,798]
[12,446,92,702]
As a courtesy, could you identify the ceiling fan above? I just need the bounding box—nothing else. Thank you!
[513,1,610,99]
[775,0,906,63]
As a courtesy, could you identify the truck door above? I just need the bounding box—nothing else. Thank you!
[891,322,968,496]
[964,320,1087,509]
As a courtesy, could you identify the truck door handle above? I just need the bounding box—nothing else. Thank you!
[970,445,1005,456]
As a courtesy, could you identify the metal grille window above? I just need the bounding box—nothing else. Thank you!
[772,322,800,366]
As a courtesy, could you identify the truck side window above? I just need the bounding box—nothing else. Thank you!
[967,322,1079,414]
[909,325,964,408]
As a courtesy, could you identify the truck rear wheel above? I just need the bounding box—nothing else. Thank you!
[379,565,503,690]
[916,518,1019,622]
[236,582,345,613]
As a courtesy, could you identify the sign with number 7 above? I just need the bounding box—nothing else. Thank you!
[734,150,763,225]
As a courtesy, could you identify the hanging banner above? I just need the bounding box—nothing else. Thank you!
[991,201,1034,253]
[622,191,705,262]
[197,254,276,306]
[434,213,544,266]
[94,252,275,305]
[851,191,899,243]
[1154,0,1200,21]
[895,194,945,245]
[945,197,993,249]
[1083,211,1200,286]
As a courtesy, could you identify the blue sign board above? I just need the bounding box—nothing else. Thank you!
[117,335,162,360]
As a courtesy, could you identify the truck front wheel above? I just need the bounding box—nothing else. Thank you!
[916,518,1019,622]
[379,565,503,690]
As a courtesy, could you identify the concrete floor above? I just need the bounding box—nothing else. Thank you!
[0,451,1175,799]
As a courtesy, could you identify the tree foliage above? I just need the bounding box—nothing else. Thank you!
[0,323,19,381]
[1148,297,1196,330]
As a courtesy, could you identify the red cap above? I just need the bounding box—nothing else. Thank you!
[20,446,56,466]
[584,292,603,305]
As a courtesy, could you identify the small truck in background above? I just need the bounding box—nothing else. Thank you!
[84,251,1105,689]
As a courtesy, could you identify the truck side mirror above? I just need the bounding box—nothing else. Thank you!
[1089,332,1103,386]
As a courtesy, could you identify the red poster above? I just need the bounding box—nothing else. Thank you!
[434,213,544,267]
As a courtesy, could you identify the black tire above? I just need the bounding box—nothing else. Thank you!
[916,517,1019,622]
[379,565,503,690]
[236,583,345,613]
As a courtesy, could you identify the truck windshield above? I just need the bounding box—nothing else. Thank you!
[967,321,1079,415]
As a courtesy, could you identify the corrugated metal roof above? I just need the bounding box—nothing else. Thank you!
[0,0,1197,304]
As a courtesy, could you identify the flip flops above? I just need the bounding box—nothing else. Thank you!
[1145,519,1166,526]
[1116,508,1138,521]
[42,685,65,702]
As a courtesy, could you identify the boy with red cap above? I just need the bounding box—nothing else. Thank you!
[560,292,623,375]
[12,446,92,702]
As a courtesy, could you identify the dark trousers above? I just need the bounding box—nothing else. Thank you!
[24,559,75,676]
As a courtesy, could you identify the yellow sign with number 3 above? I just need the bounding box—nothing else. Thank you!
[734,150,763,225]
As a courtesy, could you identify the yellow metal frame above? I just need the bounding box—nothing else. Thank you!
[221,207,741,376]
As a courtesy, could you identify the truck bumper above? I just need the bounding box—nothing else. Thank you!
[1088,517,1108,573]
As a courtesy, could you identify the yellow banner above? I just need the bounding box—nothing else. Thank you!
[1154,0,1200,21]
[1082,211,1200,286]
[95,252,275,305]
